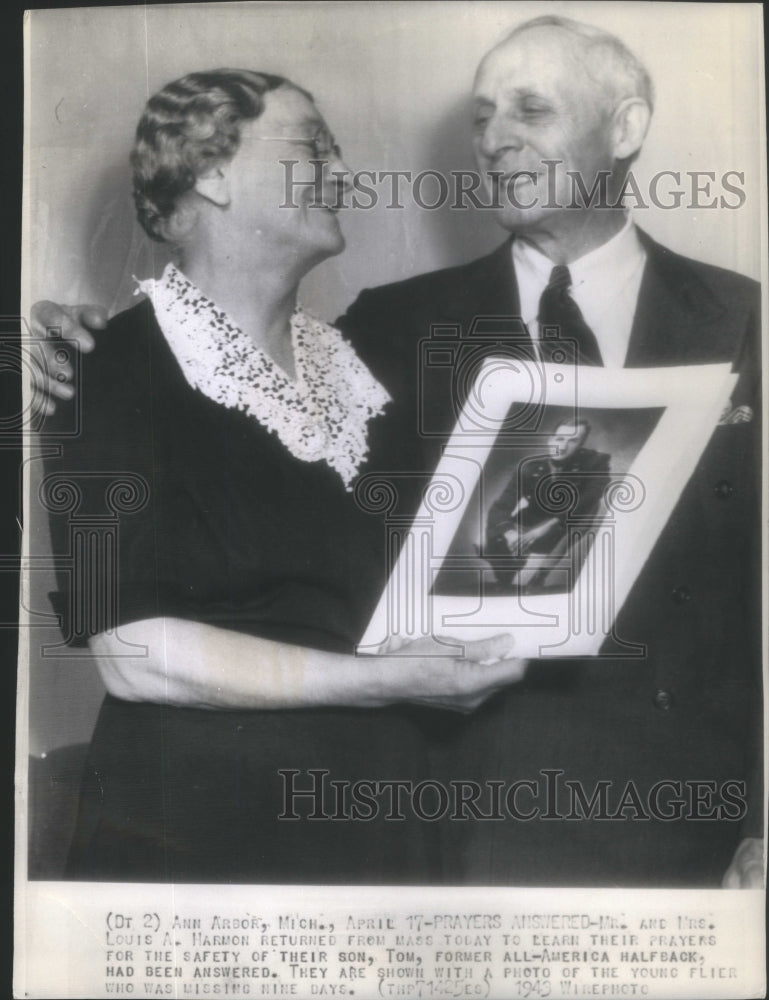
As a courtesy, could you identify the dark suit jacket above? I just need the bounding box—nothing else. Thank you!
[338,230,762,886]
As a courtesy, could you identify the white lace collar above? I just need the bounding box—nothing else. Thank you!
[134,264,391,490]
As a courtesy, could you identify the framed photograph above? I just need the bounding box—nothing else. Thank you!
[359,361,737,659]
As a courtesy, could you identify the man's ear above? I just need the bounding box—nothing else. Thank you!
[610,98,651,162]
[194,164,231,208]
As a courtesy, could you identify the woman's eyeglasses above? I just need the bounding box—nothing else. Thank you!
[255,129,342,160]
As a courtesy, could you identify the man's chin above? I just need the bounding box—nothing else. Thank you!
[493,205,551,236]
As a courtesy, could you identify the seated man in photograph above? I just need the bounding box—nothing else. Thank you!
[485,419,611,591]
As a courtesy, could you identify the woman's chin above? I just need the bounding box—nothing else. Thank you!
[313,213,347,255]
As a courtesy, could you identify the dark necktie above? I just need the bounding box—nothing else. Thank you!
[537,264,603,366]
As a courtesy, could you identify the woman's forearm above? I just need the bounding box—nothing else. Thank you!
[91,618,400,709]
[89,617,525,711]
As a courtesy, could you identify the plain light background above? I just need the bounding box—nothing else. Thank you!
[24,1,765,753]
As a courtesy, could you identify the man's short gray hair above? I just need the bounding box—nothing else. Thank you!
[503,15,655,114]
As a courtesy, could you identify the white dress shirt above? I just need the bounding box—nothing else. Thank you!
[512,215,647,368]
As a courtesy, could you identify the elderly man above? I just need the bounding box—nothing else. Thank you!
[32,16,762,887]
[338,17,761,888]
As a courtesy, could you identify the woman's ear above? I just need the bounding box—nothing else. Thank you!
[194,165,231,208]
[610,98,651,162]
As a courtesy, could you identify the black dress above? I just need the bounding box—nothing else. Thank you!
[44,296,437,883]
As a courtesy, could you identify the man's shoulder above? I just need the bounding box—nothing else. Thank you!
[373,244,506,298]
[639,230,760,312]
[340,240,511,320]
[635,231,760,370]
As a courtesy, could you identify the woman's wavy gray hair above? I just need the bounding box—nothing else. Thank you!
[131,69,300,242]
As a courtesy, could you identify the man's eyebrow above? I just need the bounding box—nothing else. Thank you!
[473,88,553,108]
[510,87,552,102]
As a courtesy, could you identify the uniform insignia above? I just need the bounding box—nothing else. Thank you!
[718,404,753,425]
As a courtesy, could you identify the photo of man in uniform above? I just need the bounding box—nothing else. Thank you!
[485,418,611,591]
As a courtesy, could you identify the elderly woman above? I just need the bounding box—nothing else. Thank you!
[42,68,523,883]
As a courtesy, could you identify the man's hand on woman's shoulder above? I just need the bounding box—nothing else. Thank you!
[30,300,107,413]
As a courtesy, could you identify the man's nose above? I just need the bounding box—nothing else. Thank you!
[476,115,525,162]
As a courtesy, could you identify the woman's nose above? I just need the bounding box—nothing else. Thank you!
[327,154,353,199]
[334,149,352,180]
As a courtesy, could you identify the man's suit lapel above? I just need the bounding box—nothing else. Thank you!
[625,229,733,366]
